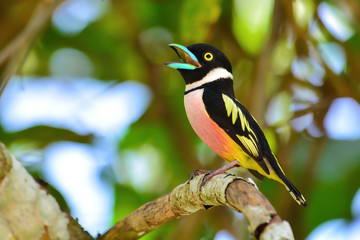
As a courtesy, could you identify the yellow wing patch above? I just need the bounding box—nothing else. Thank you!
[222,94,257,139]
[222,94,261,157]
[236,134,259,157]
[222,94,238,124]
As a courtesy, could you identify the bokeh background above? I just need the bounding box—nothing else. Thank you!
[1,0,360,239]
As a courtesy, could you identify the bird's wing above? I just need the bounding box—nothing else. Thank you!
[202,90,270,175]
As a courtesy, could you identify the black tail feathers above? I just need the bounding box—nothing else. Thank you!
[264,153,307,207]
[281,175,307,207]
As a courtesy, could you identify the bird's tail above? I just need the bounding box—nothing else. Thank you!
[266,154,307,207]
[280,174,307,207]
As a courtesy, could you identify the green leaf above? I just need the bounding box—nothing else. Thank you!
[2,125,93,148]
[264,128,277,153]
[232,0,274,55]
[293,0,315,28]
[180,0,222,42]
[120,121,188,184]
[271,37,296,75]
[265,91,293,127]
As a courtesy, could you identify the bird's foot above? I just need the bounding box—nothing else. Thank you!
[188,169,213,180]
[197,160,240,190]
[199,172,217,189]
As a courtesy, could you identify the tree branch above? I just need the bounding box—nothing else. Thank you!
[0,142,294,239]
[0,0,63,97]
[98,174,294,240]
[0,142,92,240]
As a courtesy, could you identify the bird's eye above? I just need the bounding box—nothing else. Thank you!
[204,52,214,61]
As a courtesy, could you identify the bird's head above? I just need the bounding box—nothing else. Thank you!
[165,43,232,85]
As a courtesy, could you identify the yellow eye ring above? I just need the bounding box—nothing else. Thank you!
[204,52,214,61]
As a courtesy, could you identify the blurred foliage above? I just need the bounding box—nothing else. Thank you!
[0,125,93,147]
[1,0,360,239]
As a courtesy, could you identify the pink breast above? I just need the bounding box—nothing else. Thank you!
[184,90,237,162]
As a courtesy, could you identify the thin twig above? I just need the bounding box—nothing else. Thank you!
[0,0,63,97]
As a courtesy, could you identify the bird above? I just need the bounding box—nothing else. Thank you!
[165,43,307,207]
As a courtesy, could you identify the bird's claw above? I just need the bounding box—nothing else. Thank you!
[188,169,213,180]
[199,174,208,190]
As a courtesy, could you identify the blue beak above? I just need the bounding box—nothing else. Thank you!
[165,43,201,70]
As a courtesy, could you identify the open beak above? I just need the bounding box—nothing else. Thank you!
[165,43,201,70]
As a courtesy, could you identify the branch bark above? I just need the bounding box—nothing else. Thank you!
[98,174,294,240]
[0,142,294,240]
[0,142,92,240]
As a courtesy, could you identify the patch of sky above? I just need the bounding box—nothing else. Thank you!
[318,42,346,75]
[324,98,360,140]
[44,142,111,236]
[307,188,360,240]
[0,75,152,235]
[0,76,151,137]
[52,0,110,36]
[291,57,325,86]
[214,230,236,240]
[317,2,354,42]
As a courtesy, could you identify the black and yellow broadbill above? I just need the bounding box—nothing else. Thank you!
[166,43,307,207]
